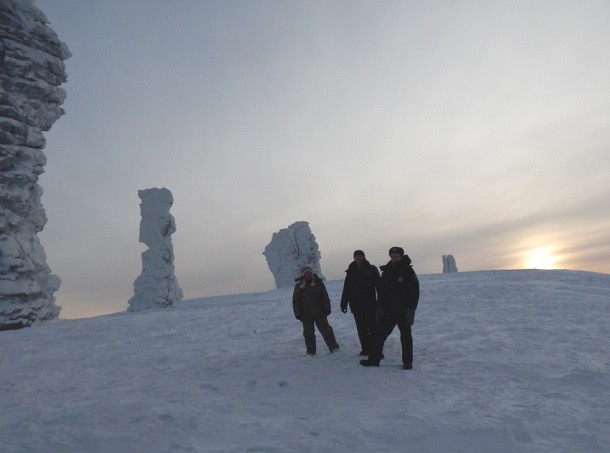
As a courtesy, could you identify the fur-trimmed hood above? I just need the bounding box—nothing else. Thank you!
[294,274,322,289]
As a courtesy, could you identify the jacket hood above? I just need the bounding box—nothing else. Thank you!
[380,254,412,271]
[345,259,371,272]
[295,274,323,289]
[295,274,322,282]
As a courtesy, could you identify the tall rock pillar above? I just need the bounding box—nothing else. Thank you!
[263,221,324,288]
[0,0,70,330]
[442,254,458,273]
[128,188,183,312]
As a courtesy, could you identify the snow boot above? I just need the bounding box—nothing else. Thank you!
[360,359,380,367]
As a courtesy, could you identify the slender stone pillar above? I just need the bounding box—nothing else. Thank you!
[128,188,183,312]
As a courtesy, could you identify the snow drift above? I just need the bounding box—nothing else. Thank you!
[1,269,609,452]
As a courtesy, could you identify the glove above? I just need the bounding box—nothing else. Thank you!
[324,311,331,317]
[341,307,347,314]
[295,315,302,321]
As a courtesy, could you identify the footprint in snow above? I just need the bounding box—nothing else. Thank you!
[157,413,174,423]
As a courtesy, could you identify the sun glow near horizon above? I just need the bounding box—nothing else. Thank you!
[524,247,559,270]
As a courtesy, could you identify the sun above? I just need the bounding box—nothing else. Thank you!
[524,247,557,269]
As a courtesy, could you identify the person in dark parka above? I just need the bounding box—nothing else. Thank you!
[293,267,340,355]
[340,250,380,356]
[360,246,420,370]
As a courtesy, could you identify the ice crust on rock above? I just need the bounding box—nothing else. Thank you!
[442,254,458,273]
[0,0,71,330]
[128,188,183,312]
[263,221,325,288]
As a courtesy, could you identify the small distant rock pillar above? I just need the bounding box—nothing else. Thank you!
[0,0,70,330]
[442,255,458,273]
[263,221,324,288]
[128,188,183,312]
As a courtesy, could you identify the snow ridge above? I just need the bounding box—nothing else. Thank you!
[1,269,608,452]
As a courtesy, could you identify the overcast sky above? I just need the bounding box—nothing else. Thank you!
[34,0,610,318]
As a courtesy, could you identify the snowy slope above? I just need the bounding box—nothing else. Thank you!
[1,270,609,452]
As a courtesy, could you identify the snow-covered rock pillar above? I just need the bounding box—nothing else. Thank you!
[442,255,458,273]
[263,221,325,288]
[0,0,70,331]
[127,188,183,312]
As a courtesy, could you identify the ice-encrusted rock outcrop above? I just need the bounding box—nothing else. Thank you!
[442,255,458,273]
[128,188,183,312]
[0,0,70,330]
[263,221,325,288]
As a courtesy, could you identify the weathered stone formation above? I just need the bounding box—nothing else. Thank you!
[0,0,70,330]
[263,221,325,288]
[442,255,458,273]
[128,188,183,312]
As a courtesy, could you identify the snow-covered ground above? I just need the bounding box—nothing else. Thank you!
[1,269,609,452]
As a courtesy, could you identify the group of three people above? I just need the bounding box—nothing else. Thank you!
[292,246,420,370]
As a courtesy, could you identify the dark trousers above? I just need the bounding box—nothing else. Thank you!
[302,316,339,354]
[370,312,413,366]
[352,306,378,354]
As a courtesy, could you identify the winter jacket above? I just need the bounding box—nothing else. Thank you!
[340,260,380,312]
[378,255,420,318]
[292,275,331,320]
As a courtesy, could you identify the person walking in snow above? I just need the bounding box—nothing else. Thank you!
[293,267,340,355]
[360,247,419,370]
[340,250,380,356]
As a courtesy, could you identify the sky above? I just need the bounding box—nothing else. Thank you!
[31,0,610,318]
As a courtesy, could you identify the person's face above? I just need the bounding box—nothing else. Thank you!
[390,253,402,264]
[304,271,314,281]
[354,255,364,264]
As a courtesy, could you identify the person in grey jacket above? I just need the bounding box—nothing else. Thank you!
[293,267,340,355]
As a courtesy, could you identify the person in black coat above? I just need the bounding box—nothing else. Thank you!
[340,250,380,356]
[360,246,420,370]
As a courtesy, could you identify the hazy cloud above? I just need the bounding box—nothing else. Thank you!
[35,0,610,317]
